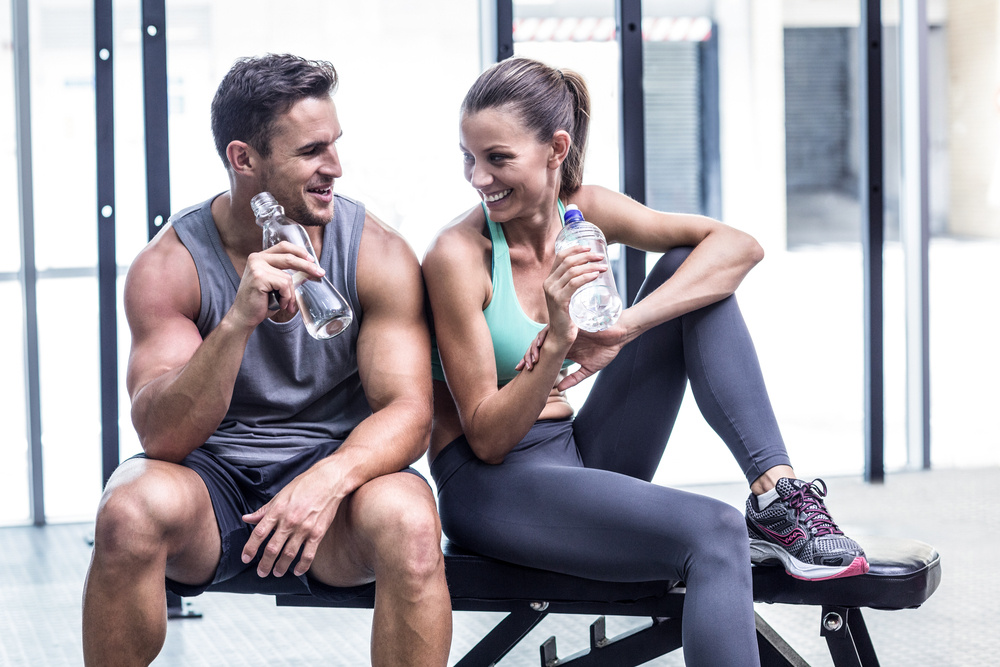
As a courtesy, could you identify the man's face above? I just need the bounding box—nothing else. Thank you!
[257,96,343,227]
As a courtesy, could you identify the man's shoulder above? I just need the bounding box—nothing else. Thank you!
[354,211,422,307]
[124,221,199,322]
[334,192,366,222]
[168,195,220,230]
[127,195,218,288]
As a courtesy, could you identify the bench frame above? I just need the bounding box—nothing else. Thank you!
[178,536,939,667]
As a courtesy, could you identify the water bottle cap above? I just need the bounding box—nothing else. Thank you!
[563,203,584,224]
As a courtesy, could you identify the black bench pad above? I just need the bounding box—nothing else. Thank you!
[276,535,940,614]
[753,535,941,610]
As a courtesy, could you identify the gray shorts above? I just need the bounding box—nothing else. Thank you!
[131,442,425,603]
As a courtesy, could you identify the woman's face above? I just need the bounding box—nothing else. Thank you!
[459,108,558,222]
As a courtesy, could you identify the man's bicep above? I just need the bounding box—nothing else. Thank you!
[125,312,204,401]
[123,247,203,400]
[356,255,431,413]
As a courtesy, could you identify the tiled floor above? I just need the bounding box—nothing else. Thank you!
[1,465,994,666]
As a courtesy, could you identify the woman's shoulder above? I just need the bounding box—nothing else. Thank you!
[423,203,489,268]
[565,184,656,239]
[565,184,626,213]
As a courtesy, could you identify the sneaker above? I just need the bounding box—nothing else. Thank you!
[746,478,869,581]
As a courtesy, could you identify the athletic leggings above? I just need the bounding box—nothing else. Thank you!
[431,248,791,667]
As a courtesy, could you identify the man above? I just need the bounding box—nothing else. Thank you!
[82,54,451,666]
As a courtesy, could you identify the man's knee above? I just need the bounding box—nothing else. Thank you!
[92,460,202,562]
[397,502,444,579]
[359,477,444,584]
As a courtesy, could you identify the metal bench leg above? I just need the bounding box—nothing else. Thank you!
[537,615,684,667]
[846,608,880,667]
[166,590,202,620]
[454,605,548,667]
[756,612,810,667]
[821,605,880,667]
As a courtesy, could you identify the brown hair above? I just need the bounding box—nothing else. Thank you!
[211,53,339,169]
[462,57,590,198]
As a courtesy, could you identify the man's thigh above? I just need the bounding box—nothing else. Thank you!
[308,470,440,588]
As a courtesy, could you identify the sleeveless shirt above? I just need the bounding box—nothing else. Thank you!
[170,194,371,467]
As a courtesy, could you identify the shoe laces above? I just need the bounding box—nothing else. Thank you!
[785,479,843,537]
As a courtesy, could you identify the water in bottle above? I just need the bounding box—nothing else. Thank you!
[554,204,622,332]
[250,192,353,339]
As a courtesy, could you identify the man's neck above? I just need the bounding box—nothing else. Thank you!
[212,191,261,259]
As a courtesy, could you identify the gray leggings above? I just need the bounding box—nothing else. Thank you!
[431,248,790,666]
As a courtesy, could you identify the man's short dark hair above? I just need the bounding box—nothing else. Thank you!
[210,53,339,169]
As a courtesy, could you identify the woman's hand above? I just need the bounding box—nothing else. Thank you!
[543,245,606,339]
[515,317,628,389]
[516,326,549,372]
[515,244,628,388]
[558,323,627,390]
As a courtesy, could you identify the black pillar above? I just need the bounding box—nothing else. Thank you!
[616,0,647,305]
[95,0,119,486]
[860,0,885,483]
[142,0,171,242]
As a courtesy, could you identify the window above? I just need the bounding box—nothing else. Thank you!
[5,0,483,525]
[1,0,31,525]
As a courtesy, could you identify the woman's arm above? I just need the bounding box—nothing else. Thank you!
[570,184,764,346]
[423,214,588,464]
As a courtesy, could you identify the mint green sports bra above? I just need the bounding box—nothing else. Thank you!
[431,201,572,385]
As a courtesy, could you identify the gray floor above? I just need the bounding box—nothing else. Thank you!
[1,465,994,666]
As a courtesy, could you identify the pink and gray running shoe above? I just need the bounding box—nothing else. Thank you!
[746,478,869,581]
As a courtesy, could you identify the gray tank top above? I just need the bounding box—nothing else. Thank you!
[170,194,371,467]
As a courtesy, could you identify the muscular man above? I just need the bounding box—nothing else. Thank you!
[82,54,451,666]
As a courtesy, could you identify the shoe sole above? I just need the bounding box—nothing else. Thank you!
[749,539,870,581]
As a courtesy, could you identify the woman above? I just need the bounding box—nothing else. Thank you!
[422,57,866,666]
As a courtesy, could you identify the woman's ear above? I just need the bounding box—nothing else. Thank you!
[548,130,572,168]
[227,140,256,176]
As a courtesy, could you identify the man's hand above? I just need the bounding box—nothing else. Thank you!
[240,464,344,578]
[229,241,324,331]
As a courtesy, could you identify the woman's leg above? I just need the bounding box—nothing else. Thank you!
[572,249,866,582]
[435,435,760,667]
[574,247,791,485]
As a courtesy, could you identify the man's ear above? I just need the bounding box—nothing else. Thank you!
[549,130,572,168]
[227,140,257,176]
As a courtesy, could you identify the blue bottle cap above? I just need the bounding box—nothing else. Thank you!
[563,203,584,224]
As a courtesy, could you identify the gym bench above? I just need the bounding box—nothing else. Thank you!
[255,535,938,667]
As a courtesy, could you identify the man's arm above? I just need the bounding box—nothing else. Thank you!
[324,212,434,484]
[241,212,433,578]
[125,226,323,462]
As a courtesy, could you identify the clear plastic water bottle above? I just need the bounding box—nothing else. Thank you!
[554,204,622,332]
[250,192,353,340]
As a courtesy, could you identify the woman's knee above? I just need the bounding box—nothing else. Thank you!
[637,247,695,300]
[687,503,751,574]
